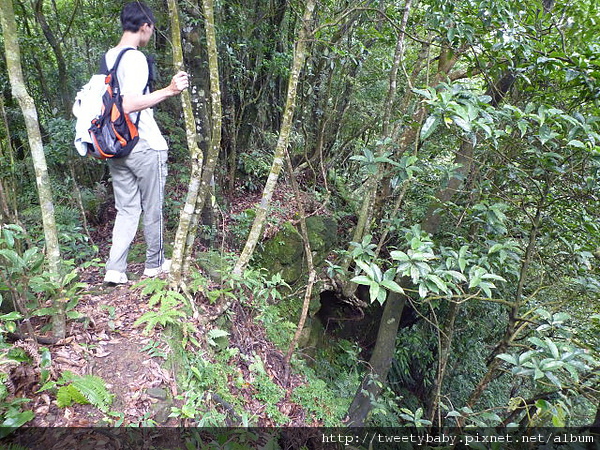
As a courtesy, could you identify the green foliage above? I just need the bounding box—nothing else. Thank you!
[40,371,113,413]
[350,141,402,179]
[291,378,346,426]
[28,260,89,321]
[495,308,599,426]
[238,149,272,191]
[352,225,508,303]
[0,347,34,437]
[133,278,194,341]
[0,224,44,307]
[56,384,89,408]
[0,225,88,328]
[251,372,287,424]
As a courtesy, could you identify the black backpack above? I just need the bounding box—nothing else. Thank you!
[87,48,141,159]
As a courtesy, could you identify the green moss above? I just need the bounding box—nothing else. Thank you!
[254,216,338,285]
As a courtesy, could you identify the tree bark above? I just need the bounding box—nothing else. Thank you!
[283,148,316,383]
[347,289,406,426]
[0,0,64,338]
[233,0,316,276]
[168,0,204,286]
[31,0,70,117]
[169,0,221,286]
[0,95,18,223]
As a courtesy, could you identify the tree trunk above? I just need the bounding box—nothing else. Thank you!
[0,0,64,338]
[341,0,414,295]
[233,0,316,276]
[31,0,71,117]
[169,0,221,286]
[283,148,315,383]
[168,0,204,286]
[0,95,18,223]
[347,289,406,426]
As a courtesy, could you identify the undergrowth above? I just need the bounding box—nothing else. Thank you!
[142,263,363,427]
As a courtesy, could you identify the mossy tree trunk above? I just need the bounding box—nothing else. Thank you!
[233,0,316,276]
[169,0,221,286]
[0,0,64,338]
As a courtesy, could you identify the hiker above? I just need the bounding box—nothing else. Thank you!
[103,1,189,284]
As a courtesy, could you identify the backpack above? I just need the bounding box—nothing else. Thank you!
[72,48,143,159]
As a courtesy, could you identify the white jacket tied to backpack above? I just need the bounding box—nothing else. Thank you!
[72,74,107,156]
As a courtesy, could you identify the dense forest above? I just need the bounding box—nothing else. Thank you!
[1,0,599,445]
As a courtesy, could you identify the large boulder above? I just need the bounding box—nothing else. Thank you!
[254,216,337,285]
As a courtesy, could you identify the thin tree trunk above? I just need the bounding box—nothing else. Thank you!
[0,95,18,223]
[427,300,459,424]
[31,0,70,117]
[233,0,316,276]
[340,0,414,291]
[465,197,544,412]
[186,0,222,262]
[0,0,64,338]
[169,0,222,286]
[283,148,315,383]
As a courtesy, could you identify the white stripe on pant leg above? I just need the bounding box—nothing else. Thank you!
[156,149,165,268]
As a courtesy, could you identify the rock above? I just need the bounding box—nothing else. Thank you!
[254,216,338,285]
[196,251,231,282]
[147,388,168,401]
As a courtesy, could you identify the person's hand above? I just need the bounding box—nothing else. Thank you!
[170,71,189,94]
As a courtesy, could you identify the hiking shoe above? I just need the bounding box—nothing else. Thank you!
[104,270,128,284]
[143,259,171,277]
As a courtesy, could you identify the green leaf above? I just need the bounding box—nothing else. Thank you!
[452,116,472,133]
[445,270,467,282]
[0,311,22,321]
[528,337,546,348]
[57,384,89,408]
[426,274,448,293]
[497,353,518,365]
[390,250,409,262]
[371,263,383,283]
[380,279,405,294]
[376,288,387,305]
[545,338,560,359]
[207,329,230,339]
[420,116,439,141]
[567,139,585,148]
[350,275,373,286]
[355,259,373,278]
[369,283,380,303]
[518,350,536,365]
[488,243,503,254]
[1,409,34,428]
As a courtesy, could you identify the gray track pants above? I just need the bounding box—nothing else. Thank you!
[105,143,168,273]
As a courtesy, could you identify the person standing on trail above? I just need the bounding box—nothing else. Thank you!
[103,1,189,284]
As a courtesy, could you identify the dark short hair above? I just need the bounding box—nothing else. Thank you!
[121,1,156,32]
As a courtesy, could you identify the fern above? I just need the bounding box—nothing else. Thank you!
[134,308,187,334]
[57,384,88,408]
[56,374,113,413]
[134,287,188,333]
